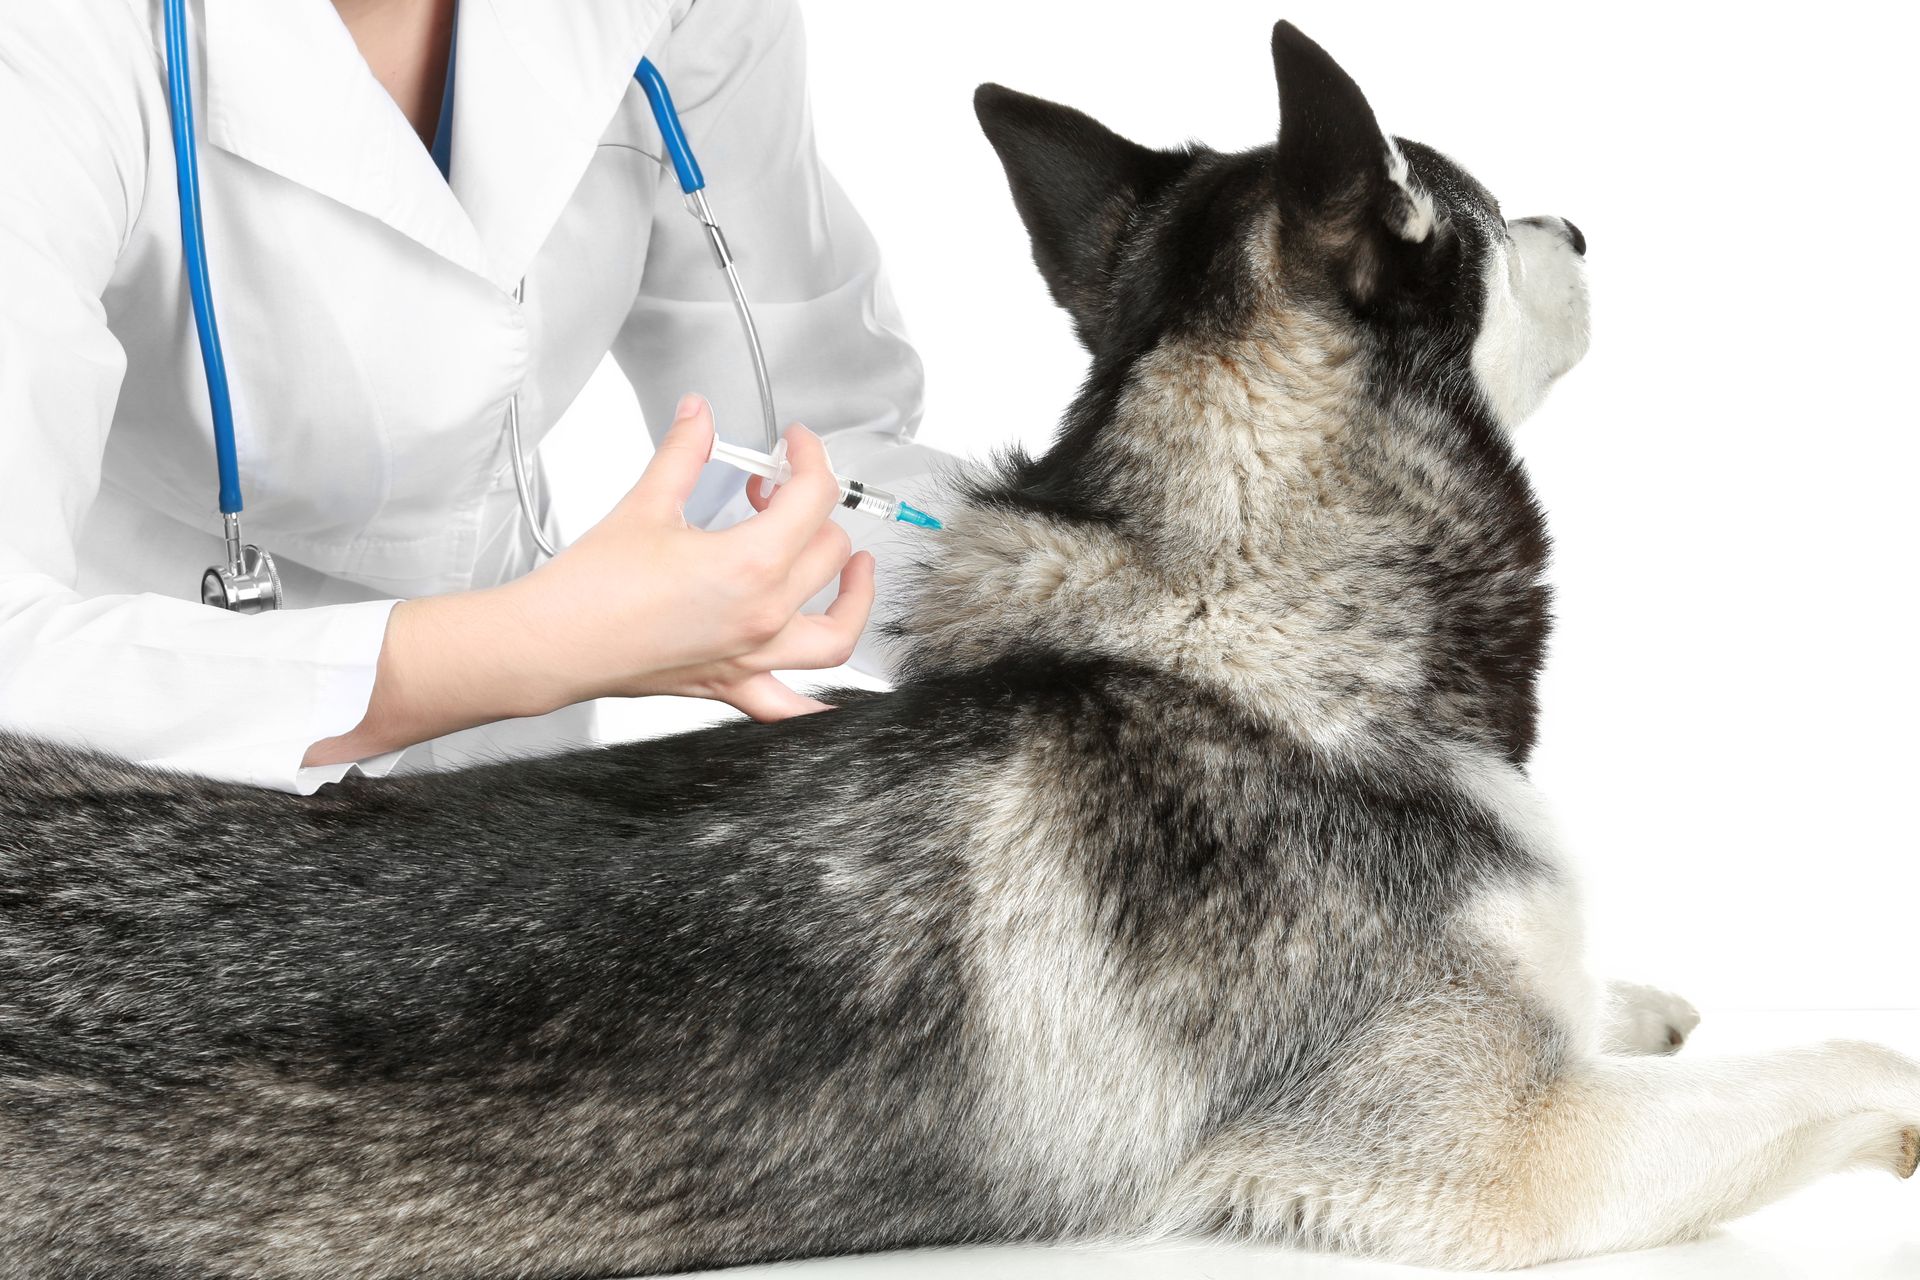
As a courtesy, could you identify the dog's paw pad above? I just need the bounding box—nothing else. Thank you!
[1897,1127,1919,1180]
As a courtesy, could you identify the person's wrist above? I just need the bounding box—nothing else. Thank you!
[482,576,580,719]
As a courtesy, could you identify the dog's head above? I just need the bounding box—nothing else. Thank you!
[920,22,1583,759]
[974,21,1588,444]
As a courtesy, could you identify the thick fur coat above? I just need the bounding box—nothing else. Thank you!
[1,21,1915,1279]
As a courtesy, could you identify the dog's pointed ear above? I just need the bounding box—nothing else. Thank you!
[1272,22,1442,295]
[974,83,1183,347]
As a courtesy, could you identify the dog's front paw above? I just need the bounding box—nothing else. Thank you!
[1832,1115,1920,1178]
[1601,981,1701,1055]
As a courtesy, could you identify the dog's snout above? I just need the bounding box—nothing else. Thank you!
[1513,215,1586,257]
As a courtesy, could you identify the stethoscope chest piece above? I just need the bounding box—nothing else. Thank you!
[201,515,283,614]
[201,548,283,614]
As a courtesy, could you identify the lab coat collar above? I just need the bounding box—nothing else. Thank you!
[204,0,672,292]
[450,0,673,291]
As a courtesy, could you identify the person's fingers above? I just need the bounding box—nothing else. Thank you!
[745,472,775,513]
[721,671,834,722]
[738,425,841,553]
[783,519,855,605]
[629,394,715,513]
[760,553,875,670]
[823,550,876,631]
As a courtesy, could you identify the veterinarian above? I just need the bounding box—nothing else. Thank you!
[0,0,946,793]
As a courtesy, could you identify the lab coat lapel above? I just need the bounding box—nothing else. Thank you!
[450,0,675,292]
[202,0,487,276]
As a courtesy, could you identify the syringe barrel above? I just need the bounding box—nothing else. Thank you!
[837,478,901,522]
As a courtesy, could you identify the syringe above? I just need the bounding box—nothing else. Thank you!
[709,438,943,530]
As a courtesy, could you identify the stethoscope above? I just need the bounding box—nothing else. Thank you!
[162,0,779,612]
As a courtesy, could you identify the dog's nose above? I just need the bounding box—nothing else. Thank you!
[1560,218,1587,257]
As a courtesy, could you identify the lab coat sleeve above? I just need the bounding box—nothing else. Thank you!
[0,8,400,794]
[610,0,955,678]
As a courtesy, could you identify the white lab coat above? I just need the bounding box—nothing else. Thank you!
[0,0,944,793]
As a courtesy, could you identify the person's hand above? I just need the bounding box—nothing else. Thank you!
[503,393,874,721]
[303,393,871,769]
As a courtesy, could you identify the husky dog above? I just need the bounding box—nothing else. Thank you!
[1,21,1914,1279]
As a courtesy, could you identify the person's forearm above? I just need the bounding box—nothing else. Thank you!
[301,585,557,768]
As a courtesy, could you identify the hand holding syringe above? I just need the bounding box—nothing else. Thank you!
[711,437,942,530]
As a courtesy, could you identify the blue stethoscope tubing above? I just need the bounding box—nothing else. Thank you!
[633,57,702,193]
[161,0,774,606]
[162,0,241,519]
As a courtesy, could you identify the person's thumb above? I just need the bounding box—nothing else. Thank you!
[630,394,715,515]
[723,671,835,722]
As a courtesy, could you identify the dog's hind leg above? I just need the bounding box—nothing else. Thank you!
[1164,1039,1920,1269]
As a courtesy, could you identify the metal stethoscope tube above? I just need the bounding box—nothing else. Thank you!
[502,281,559,561]
[504,181,781,563]
[687,188,781,456]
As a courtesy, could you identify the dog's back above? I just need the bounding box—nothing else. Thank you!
[0,649,1558,1278]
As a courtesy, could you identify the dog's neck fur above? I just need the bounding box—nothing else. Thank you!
[898,314,1549,761]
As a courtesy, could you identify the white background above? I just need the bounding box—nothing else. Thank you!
[546,0,1920,1015]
